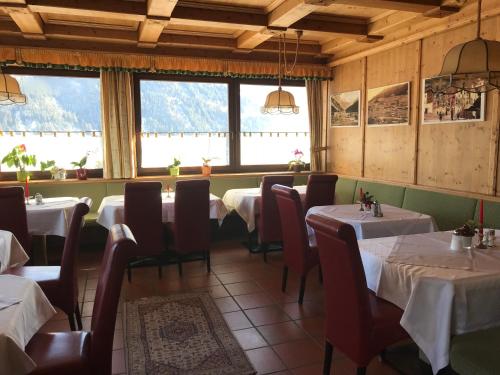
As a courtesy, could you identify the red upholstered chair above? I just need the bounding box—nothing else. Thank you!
[168,179,210,276]
[304,174,338,212]
[305,214,408,375]
[124,182,164,282]
[258,175,294,262]
[272,185,320,304]
[0,186,31,255]
[26,224,137,375]
[5,197,91,331]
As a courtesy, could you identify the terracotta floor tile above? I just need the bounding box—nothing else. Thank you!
[245,306,291,326]
[223,311,253,330]
[113,330,124,350]
[202,285,230,299]
[81,301,94,317]
[217,271,254,284]
[83,288,96,302]
[234,292,274,309]
[39,317,71,332]
[281,301,324,320]
[272,338,323,369]
[257,321,307,345]
[112,349,126,374]
[233,328,267,350]
[186,274,221,288]
[225,281,263,296]
[296,317,325,340]
[214,296,240,313]
[245,347,286,374]
[86,278,98,289]
[290,363,323,375]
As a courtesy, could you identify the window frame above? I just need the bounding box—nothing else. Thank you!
[0,68,103,181]
[134,74,309,176]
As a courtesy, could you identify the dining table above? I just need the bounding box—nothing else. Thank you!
[306,203,438,243]
[222,185,307,232]
[0,274,56,375]
[96,192,228,230]
[358,230,500,374]
[26,197,83,237]
[0,230,29,273]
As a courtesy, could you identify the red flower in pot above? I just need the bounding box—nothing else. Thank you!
[71,155,88,180]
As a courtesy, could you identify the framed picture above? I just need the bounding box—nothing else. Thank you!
[329,90,360,127]
[367,82,410,126]
[422,77,485,124]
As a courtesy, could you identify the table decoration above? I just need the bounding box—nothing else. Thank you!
[288,149,306,172]
[201,157,212,176]
[1,144,36,182]
[487,229,496,247]
[71,154,88,180]
[476,200,487,249]
[24,175,30,204]
[168,157,181,176]
[358,188,374,211]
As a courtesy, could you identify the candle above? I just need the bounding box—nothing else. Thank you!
[25,175,30,199]
[359,187,364,201]
[479,199,484,234]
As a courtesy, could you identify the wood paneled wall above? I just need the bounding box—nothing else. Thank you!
[327,15,500,198]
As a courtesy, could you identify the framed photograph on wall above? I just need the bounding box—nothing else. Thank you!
[329,90,360,127]
[421,77,485,124]
[367,82,410,126]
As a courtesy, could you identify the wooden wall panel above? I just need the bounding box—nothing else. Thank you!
[327,59,363,176]
[363,42,419,184]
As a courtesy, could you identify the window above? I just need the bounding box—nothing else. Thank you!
[0,71,102,174]
[239,84,310,166]
[138,79,230,169]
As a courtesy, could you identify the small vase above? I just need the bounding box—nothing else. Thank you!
[169,166,180,176]
[16,170,30,182]
[292,164,304,173]
[76,168,87,180]
[201,165,211,176]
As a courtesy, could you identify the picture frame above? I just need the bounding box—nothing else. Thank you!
[329,90,361,127]
[367,82,410,126]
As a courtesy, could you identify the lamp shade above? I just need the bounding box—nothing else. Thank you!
[261,88,299,114]
[438,39,500,93]
[0,73,27,105]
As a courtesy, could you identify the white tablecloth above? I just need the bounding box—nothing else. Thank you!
[358,230,500,374]
[96,192,228,230]
[0,231,29,273]
[307,204,437,243]
[222,185,307,232]
[0,274,56,375]
[26,197,81,237]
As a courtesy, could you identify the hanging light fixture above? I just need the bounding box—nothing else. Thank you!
[262,30,302,114]
[0,69,26,105]
[436,0,500,93]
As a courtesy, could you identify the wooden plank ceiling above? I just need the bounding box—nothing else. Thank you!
[0,0,471,65]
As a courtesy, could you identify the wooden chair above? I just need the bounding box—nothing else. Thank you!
[272,185,320,304]
[26,224,137,375]
[0,186,31,256]
[306,214,408,375]
[5,197,91,331]
[304,174,338,212]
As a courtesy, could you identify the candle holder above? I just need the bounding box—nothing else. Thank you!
[475,231,487,249]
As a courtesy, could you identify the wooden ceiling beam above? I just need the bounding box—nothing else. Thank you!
[138,0,178,48]
[147,0,177,18]
[292,17,367,37]
[328,0,446,13]
[1,1,45,39]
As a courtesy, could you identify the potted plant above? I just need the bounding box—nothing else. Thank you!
[168,157,181,176]
[1,144,37,182]
[41,160,66,180]
[71,155,88,180]
[288,149,306,172]
[201,157,212,176]
[451,220,476,250]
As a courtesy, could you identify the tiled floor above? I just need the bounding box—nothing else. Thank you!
[39,240,401,375]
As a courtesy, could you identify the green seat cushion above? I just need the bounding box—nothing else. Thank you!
[354,181,405,207]
[106,182,127,196]
[209,176,260,198]
[402,188,477,231]
[451,326,500,375]
[293,175,308,186]
[473,200,500,230]
[335,178,357,204]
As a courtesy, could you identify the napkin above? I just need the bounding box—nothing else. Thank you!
[0,297,22,311]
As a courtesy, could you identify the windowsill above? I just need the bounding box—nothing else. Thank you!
[0,170,312,186]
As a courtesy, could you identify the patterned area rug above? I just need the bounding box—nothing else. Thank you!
[125,293,255,375]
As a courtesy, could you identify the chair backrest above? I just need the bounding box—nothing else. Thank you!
[304,174,338,212]
[124,182,163,256]
[0,186,30,253]
[272,185,311,274]
[305,214,373,358]
[258,175,294,243]
[174,179,210,253]
[90,224,137,375]
[59,198,91,307]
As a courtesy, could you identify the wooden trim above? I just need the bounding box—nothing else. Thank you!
[1,66,99,77]
[360,57,367,177]
[412,39,422,185]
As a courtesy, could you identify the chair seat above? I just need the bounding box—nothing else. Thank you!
[450,326,500,375]
[26,332,90,375]
[4,266,60,284]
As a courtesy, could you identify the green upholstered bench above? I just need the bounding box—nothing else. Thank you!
[402,188,477,231]
[450,326,500,375]
[474,200,500,230]
[335,177,357,204]
[354,180,406,207]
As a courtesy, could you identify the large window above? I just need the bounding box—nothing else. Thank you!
[138,79,230,169]
[0,72,102,174]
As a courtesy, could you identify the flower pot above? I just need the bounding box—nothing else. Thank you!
[76,168,87,180]
[169,166,180,176]
[16,170,31,182]
[51,169,66,180]
[292,164,304,173]
[201,165,211,176]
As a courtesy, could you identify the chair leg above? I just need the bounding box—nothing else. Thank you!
[262,243,268,262]
[127,263,132,283]
[298,276,306,304]
[75,303,83,330]
[178,259,183,277]
[68,313,76,331]
[281,266,289,292]
[323,341,333,375]
[206,251,211,273]
[356,367,367,375]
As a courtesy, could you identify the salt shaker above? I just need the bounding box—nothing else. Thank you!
[487,229,496,248]
[35,192,43,205]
